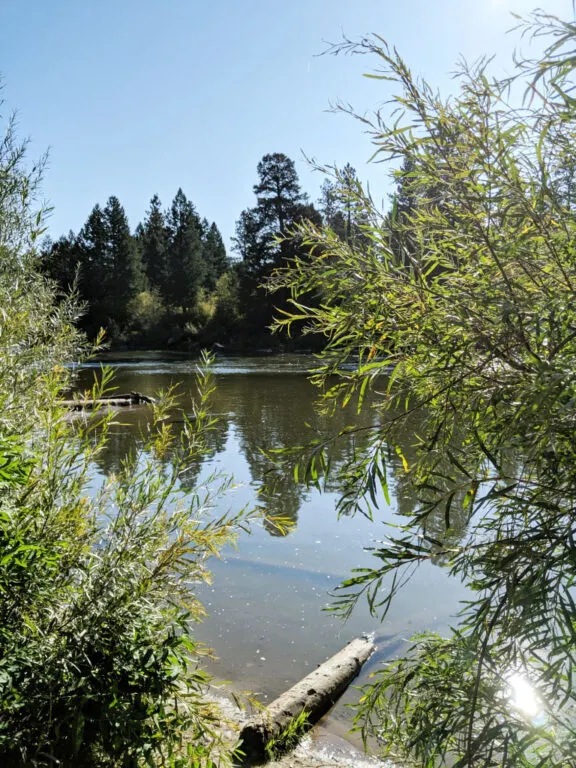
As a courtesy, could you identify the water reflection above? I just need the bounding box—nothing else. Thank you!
[76,355,477,556]
[77,363,395,535]
[74,354,472,730]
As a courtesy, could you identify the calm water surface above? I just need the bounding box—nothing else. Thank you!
[77,352,469,738]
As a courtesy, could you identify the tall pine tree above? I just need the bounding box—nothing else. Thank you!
[41,232,81,295]
[105,196,145,325]
[234,153,321,343]
[317,164,366,244]
[139,194,170,300]
[234,153,314,277]
[166,189,205,309]
[75,197,144,335]
[202,221,228,291]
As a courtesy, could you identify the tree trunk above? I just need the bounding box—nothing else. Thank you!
[238,636,375,764]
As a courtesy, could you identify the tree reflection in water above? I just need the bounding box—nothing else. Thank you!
[76,358,472,558]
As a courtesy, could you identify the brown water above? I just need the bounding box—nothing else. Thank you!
[76,352,469,741]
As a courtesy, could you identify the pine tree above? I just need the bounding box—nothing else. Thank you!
[233,153,322,343]
[254,153,304,232]
[77,204,109,331]
[317,164,365,244]
[202,221,228,291]
[166,189,205,309]
[104,195,145,325]
[234,153,312,277]
[233,208,268,277]
[75,197,144,335]
[318,178,347,239]
[139,194,170,299]
[41,232,81,295]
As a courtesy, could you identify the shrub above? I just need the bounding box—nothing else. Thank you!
[0,107,247,767]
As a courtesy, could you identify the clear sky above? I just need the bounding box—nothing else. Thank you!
[1,0,574,249]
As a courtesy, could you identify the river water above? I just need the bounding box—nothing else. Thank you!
[76,352,469,743]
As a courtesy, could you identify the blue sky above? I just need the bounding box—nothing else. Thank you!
[1,0,574,249]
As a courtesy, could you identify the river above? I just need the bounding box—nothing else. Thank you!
[75,351,469,745]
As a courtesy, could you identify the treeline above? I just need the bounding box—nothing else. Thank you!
[42,152,363,350]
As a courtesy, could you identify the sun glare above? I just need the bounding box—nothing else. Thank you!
[506,672,544,721]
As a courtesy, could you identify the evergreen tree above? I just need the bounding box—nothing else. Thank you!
[166,188,205,308]
[317,164,367,245]
[234,153,319,278]
[233,208,267,277]
[318,178,347,239]
[233,153,322,344]
[76,197,144,335]
[254,153,304,231]
[243,153,306,275]
[41,232,81,295]
[104,195,145,323]
[43,189,233,345]
[77,204,109,331]
[139,194,170,300]
[202,221,228,291]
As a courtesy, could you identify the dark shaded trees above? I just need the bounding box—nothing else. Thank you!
[104,195,146,322]
[139,194,170,301]
[41,232,81,296]
[202,221,229,291]
[165,188,205,309]
[75,197,144,336]
[43,189,230,346]
[234,153,322,345]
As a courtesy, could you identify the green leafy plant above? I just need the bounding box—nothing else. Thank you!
[0,108,250,766]
[264,710,310,761]
[269,9,576,768]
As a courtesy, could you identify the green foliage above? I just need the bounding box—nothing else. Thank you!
[139,193,171,300]
[270,11,576,767]
[42,151,356,351]
[42,190,231,347]
[208,271,243,337]
[233,153,323,346]
[0,110,250,766]
[264,710,310,761]
[234,152,319,278]
[126,289,168,344]
[166,188,205,309]
[202,221,229,292]
[317,163,367,245]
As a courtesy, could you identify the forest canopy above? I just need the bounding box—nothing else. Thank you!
[42,154,364,352]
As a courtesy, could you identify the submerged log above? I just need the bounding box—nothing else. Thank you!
[61,391,156,410]
[238,635,375,765]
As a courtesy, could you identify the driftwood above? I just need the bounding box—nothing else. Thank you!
[238,636,375,764]
[61,391,156,411]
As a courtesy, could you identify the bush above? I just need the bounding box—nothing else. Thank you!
[0,109,248,766]
[126,289,167,333]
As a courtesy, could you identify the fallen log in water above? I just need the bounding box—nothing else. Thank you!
[60,391,156,410]
[238,635,375,765]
